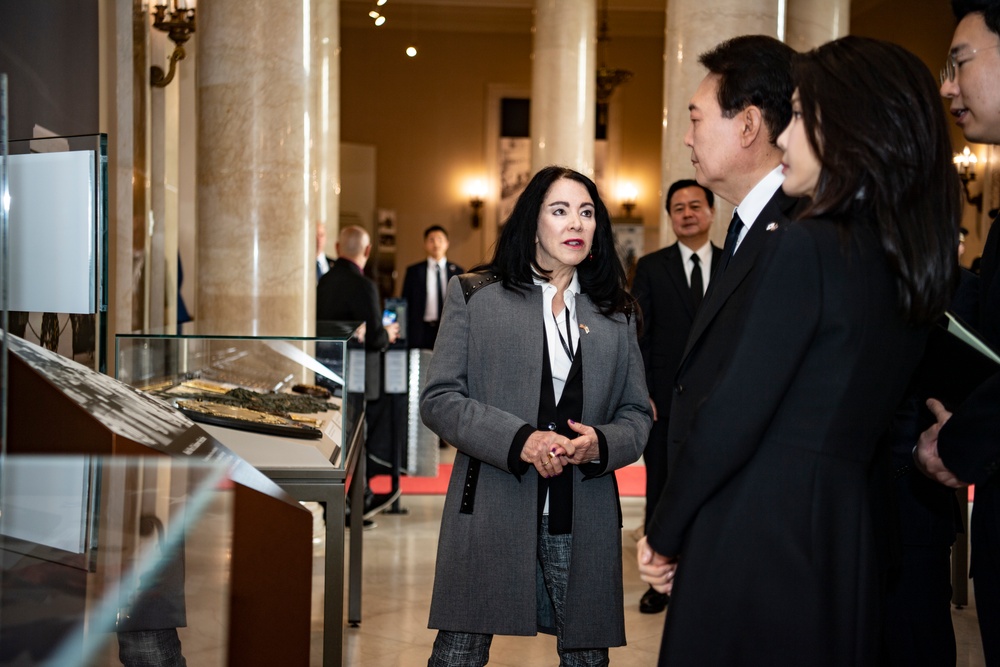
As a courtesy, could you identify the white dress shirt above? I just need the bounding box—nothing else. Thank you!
[678,241,713,295]
[424,257,448,322]
[732,165,785,254]
[534,271,580,404]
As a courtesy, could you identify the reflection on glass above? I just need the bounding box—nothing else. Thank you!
[0,455,232,666]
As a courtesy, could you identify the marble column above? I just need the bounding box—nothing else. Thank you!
[659,0,787,248]
[531,0,596,176]
[786,0,850,52]
[197,0,338,336]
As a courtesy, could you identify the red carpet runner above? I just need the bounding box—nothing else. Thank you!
[370,464,647,497]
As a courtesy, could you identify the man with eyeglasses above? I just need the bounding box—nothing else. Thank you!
[914,2,1000,665]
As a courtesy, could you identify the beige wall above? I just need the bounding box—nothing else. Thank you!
[341,22,666,292]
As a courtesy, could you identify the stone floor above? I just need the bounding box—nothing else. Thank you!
[319,492,987,667]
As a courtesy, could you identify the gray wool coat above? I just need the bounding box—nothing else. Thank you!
[420,272,652,649]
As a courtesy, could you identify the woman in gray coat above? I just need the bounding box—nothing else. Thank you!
[421,166,652,666]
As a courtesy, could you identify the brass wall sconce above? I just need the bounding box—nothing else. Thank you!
[150,0,197,88]
[954,146,983,213]
[618,182,638,218]
[469,196,484,228]
[466,179,486,228]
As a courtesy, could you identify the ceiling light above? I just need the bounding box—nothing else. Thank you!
[406,46,417,57]
[377,0,388,5]
[369,10,379,18]
[375,15,386,26]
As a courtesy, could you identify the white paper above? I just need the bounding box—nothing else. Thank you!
[8,151,96,313]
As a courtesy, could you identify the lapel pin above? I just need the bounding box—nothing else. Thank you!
[766,222,779,231]
[579,324,590,334]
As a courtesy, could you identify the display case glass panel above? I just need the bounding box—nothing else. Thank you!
[0,455,233,666]
[116,327,363,469]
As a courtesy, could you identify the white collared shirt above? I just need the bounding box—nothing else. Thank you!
[424,257,448,322]
[533,271,580,404]
[732,165,785,254]
[678,241,712,294]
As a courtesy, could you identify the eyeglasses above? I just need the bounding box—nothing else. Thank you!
[941,44,1000,84]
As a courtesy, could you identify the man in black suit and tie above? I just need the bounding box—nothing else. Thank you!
[638,34,799,587]
[632,179,720,614]
[914,2,1000,663]
[317,225,400,527]
[401,225,464,349]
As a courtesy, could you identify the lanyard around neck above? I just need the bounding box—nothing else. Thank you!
[552,308,574,362]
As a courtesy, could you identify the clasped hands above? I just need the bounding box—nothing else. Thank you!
[913,398,967,489]
[637,536,678,595]
[520,419,598,478]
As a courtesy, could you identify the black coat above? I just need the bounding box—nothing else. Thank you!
[632,242,719,528]
[648,220,930,665]
[317,258,389,352]
[666,189,799,472]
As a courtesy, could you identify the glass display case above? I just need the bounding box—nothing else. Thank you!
[115,326,367,666]
[0,455,233,666]
[115,326,364,470]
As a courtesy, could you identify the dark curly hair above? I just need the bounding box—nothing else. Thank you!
[475,166,632,317]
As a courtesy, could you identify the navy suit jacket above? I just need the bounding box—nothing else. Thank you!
[401,259,463,349]
[633,242,721,412]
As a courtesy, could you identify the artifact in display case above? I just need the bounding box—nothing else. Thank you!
[116,328,364,467]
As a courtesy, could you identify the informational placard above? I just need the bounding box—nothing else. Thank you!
[383,348,407,394]
[347,348,366,394]
[8,150,96,313]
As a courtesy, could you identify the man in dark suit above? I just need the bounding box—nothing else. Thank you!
[317,225,400,350]
[638,33,798,589]
[632,179,720,614]
[915,2,1000,662]
[317,226,400,527]
[401,225,464,350]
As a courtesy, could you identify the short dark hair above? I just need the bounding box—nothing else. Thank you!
[953,0,1000,35]
[699,35,795,144]
[478,165,631,317]
[666,179,714,211]
[792,36,959,326]
[424,225,449,239]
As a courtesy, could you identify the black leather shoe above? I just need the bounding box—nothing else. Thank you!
[639,586,669,614]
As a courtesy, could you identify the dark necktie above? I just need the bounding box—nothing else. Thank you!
[689,253,703,310]
[435,262,445,321]
[721,211,744,272]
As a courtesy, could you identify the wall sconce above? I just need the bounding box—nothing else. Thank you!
[954,146,983,212]
[618,182,638,218]
[466,179,486,228]
[150,0,197,88]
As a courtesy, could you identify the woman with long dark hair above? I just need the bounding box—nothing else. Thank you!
[421,166,651,666]
[638,36,959,665]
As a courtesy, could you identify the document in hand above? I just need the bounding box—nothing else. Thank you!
[912,312,1000,411]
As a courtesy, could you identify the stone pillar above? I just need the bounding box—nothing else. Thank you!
[659,0,787,248]
[531,0,596,176]
[197,0,338,336]
[786,0,850,53]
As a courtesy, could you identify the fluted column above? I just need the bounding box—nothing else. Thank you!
[786,0,850,52]
[531,0,596,176]
[197,0,338,336]
[659,0,786,248]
